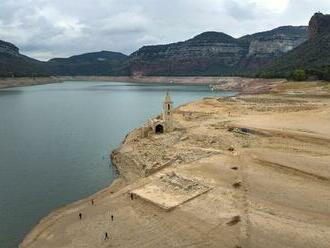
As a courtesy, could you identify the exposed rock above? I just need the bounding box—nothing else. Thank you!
[241,26,308,58]
[265,12,330,75]
[129,32,248,76]
[226,216,241,226]
[129,27,307,76]
[308,12,330,39]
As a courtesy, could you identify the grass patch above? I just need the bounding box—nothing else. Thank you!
[277,81,320,91]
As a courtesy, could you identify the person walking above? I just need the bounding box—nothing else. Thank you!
[111,215,114,221]
[104,232,109,240]
[91,199,94,205]
[79,213,82,220]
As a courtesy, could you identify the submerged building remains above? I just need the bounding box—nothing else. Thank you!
[141,92,174,137]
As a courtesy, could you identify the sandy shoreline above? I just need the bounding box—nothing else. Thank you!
[20,82,330,248]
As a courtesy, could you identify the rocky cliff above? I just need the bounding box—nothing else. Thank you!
[241,26,308,58]
[129,32,249,76]
[264,13,330,79]
[308,12,330,39]
[129,26,308,76]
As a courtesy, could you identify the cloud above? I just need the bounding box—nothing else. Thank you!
[0,0,329,60]
[224,0,259,20]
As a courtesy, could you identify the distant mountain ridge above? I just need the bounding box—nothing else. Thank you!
[49,51,127,63]
[0,24,310,77]
[129,26,308,76]
[0,40,19,56]
[129,31,248,76]
[47,51,129,76]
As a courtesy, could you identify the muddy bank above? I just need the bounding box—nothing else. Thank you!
[0,77,63,89]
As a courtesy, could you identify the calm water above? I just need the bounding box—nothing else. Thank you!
[0,81,235,247]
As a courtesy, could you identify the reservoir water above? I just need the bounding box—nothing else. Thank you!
[0,81,236,247]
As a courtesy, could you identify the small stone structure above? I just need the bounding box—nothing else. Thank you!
[131,172,211,210]
[141,92,174,137]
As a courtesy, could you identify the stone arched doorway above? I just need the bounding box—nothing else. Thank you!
[155,124,164,134]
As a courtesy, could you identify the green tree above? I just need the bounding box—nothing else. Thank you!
[291,69,307,81]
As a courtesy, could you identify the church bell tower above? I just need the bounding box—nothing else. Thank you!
[162,92,173,132]
[163,91,173,120]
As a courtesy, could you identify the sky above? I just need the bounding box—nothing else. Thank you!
[0,0,329,61]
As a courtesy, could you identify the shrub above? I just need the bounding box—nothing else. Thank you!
[291,69,307,81]
[322,67,330,81]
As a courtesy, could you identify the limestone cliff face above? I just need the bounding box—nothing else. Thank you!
[247,35,306,57]
[242,26,308,57]
[265,13,330,75]
[129,32,249,76]
[129,26,308,76]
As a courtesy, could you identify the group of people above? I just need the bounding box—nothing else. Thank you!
[78,199,114,241]
[77,193,135,242]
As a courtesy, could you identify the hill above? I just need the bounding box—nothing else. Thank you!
[0,40,48,77]
[0,25,308,78]
[262,13,330,80]
[47,51,129,76]
[128,26,307,76]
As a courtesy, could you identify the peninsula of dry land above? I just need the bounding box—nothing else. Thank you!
[21,82,330,248]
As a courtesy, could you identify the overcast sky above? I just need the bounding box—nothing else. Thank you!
[0,0,329,60]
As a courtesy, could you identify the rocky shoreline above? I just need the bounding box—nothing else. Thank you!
[20,82,330,248]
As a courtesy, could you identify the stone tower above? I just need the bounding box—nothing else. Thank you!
[163,91,173,132]
[163,91,173,119]
[141,92,174,137]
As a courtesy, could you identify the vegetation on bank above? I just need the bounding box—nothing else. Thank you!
[256,66,330,82]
